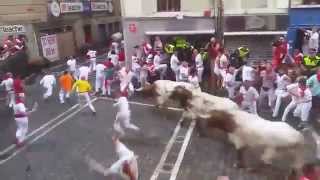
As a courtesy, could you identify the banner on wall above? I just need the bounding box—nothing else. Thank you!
[60,2,83,13]
[40,34,59,61]
[0,25,26,34]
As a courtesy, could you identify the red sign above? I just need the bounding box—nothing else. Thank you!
[129,23,137,33]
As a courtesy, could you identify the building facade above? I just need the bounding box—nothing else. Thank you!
[0,0,121,62]
[0,0,48,58]
[121,0,215,66]
[223,0,289,59]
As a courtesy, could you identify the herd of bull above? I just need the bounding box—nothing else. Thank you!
[139,79,318,180]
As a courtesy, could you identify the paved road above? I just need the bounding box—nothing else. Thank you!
[0,64,319,180]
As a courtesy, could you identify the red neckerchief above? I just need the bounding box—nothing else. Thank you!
[317,73,320,81]
[122,161,135,180]
[300,86,306,97]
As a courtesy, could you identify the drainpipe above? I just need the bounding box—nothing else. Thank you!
[215,0,224,44]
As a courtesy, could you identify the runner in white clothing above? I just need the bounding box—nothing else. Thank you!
[66,56,77,79]
[78,65,90,80]
[259,63,277,109]
[193,49,204,82]
[272,70,292,118]
[223,67,241,99]
[13,94,37,148]
[95,63,106,95]
[86,136,138,180]
[282,77,312,129]
[170,52,180,81]
[113,95,140,137]
[40,72,56,100]
[153,51,167,80]
[87,49,97,71]
[239,81,259,114]
[0,72,14,107]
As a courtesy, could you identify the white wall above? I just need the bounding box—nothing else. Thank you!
[121,0,143,17]
[122,0,214,17]
[181,0,214,12]
[224,0,289,15]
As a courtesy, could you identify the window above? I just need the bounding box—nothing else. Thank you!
[157,0,180,12]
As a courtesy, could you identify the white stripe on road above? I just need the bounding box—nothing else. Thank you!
[170,120,196,180]
[0,98,97,165]
[150,117,183,180]
[99,97,182,112]
[0,103,80,156]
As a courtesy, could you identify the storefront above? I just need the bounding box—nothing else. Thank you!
[122,16,215,66]
[36,0,121,62]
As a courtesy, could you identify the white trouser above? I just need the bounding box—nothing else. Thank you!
[260,87,275,108]
[293,102,312,122]
[140,72,148,87]
[89,58,96,71]
[59,89,70,103]
[172,68,179,81]
[119,61,125,68]
[155,64,167,80]
[7,90,15,107]
[197,67,204,82]
[105,80,112,95]
[114,112,140,137]
[282,100,297,122]
[78,92,96,112]
[272,89,289,117]
[15,117,28,143]
[226,86,237,99]
[241,100,257,114]
[95,75,106,93]
[43,85,53,99]
[78,73,89,81]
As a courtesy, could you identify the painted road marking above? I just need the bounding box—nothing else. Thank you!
[0,103,80,156]
[150,116,183,180]
[170,120,196,180]
[100,97,182,112]
[0,98,97,165]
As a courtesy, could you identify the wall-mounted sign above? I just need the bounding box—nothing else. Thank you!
[50,1,61,17]
[0,25,26,34]
[129,23,137,33]
[40,34,59,61]
[60,2,83,13]
[91,2,108,11]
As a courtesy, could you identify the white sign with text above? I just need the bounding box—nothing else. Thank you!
[40,34,59,61]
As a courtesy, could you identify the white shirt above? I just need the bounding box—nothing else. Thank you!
[78,66,90,78]
[223,72,237,88]
[153,54,162,67]
[195,54,203,69]
[260,70,276,88]
[87,50,97,59]
[188,75,199,88]
[119,68,134,88]
[40,74,56,88]
[109,54,119,66]
[179,66,189,81]
[13,102,27,117]
[95,64,106,77]
[1,78,13,91]
[240,86,259,102]
[170,54,179,71]
[287,83,312,103]
[276,74,291,90]
[67,58,77,72]
[242,65,255,82]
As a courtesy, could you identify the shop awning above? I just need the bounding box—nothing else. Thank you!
[145,30,215,35]
[224,31,287,36]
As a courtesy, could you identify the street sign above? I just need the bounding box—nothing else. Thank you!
[129,23,137,33]
[40,34,59,61]
[60,2,83,13]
